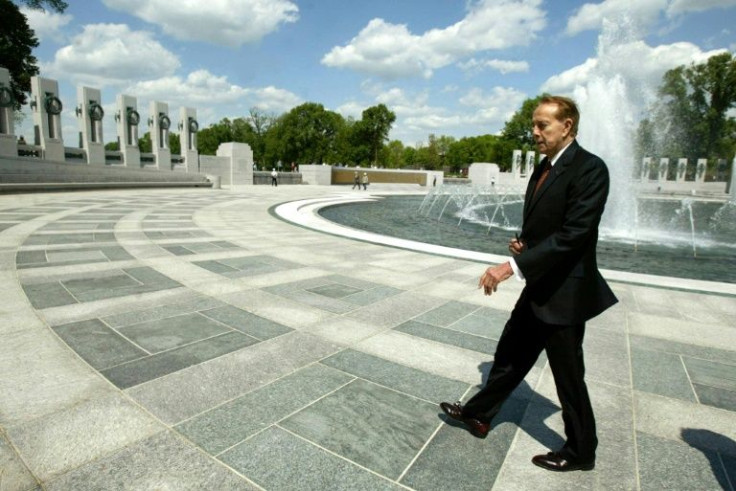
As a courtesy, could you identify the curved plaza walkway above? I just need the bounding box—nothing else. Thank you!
[0,185,734,490]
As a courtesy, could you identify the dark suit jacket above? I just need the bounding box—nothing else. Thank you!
[514,140,618,325]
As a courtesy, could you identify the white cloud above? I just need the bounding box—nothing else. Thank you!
[541,41,727,95]
[458,58,530,74]
[21,7,72,43]
[124,70,301,113]
[566,0,736,35]
[667,0,736,16]
[321,0,546,79]
[45,24,180,85]
[102,0,298,47]
[565,0,667,36]
[458,86,527,126]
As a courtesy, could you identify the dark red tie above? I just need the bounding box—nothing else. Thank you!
[533,158,551,196]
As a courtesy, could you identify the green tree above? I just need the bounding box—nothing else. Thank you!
[355,104,396,165]
[275,102,343,165]
[168,131,180,155]
[247,107,274,165]
[383,140,405,168]
[501,94,549,149]
[138,132,152,153]
[643,53,736,160]
[1,0,68,109]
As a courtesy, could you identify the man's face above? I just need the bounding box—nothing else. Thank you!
[532,103,572,157]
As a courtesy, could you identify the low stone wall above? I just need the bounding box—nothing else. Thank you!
[332,168,442,186]
[0,154,212,192]
[253,171,302,185]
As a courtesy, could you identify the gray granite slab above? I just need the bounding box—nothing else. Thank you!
[192,259,239,274]
[693,383,736,411]
[346,291,442,329]
[630,334,736,366]
[306,283,363,298]
[200,305,293,340]
[401,396,527,491]
[448,309,507,339]
[101,295,225,328]
[631,346,696,401]
[7,392,162,482]
[21,282,77,309]
[395,320,498,355]
[117,312,231,353]
[15,250,47,266]
[683,356,736,391]
[321,349,468,403]
[412,300,480,327]
[281,378,440,479]
[220,427,401,490]
[0,434,39,491]
[637,431,731,490]
[342,285,404,306]
[176,363,354,454]
[279,289,357,314]
[62,273,141,297]
[126,332,341,424]
[102,331,259,389]
[46,431,253,491]
[53,318,147,370]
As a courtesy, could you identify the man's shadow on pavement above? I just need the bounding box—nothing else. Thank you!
[681,428,736,490]
[439,360,565,451]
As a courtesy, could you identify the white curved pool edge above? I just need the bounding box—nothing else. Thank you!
[274,194,736,296]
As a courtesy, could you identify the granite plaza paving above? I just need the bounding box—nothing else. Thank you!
[0,185,735,491]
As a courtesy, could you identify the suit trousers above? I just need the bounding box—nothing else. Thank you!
[461,297,597,462]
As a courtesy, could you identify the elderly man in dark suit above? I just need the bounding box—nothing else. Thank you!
[440,95,617,472]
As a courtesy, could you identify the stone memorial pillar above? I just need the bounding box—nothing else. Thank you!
[659,158,669,182]
[676,158,687,182]
[0,67,17,157]
[525,150,536,176]
[641,157,652,180]
[149,101,171,169]
[178,107,198,173]
[116,94,141,167]
[696,159,707,183]
[512,150,522,178]
[30,76,65,162]
[76,86,105,165]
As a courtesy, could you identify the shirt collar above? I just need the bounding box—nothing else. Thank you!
[548,139,574,167]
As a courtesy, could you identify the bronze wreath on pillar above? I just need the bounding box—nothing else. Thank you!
[126,108,140,126]
[158,113,171,130]
[45,95,63,115]
[89,102,104,121]
[188,117,199,133]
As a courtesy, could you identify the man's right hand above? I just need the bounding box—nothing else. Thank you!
[509,237,524,255]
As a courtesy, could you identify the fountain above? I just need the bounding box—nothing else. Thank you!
[320,17,736,284]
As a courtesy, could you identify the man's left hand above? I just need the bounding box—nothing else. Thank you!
[479,262,513,296]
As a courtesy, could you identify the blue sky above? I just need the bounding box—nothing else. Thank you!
[16,0,736,146]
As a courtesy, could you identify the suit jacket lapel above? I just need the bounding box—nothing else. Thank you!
[524,141,579,220]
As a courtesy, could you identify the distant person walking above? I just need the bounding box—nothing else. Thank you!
[271,168,278,187]
[361,172,369,190]
[352,171,360,190]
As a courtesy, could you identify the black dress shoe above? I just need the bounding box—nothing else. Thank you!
[531,452,595,472]
[439,401,490,438]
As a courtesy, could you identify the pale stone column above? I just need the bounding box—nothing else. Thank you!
[0,67,17,157]
[676,158,687,182]
[116,94,141,167]
[149,101,171,170]
[524,150,536,176]
[512,150,522,179]
[178,107,198,173]
[77,86,105,165]
[30,76,65,162]
[659,158,669,182]
[641,157,652,180]
[216,142,254,186]
[696,158,707,183]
